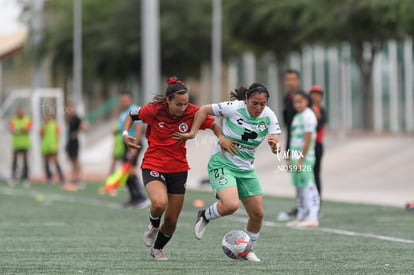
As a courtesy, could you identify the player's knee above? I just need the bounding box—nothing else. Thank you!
[151,199,167,212]
[221,200,239,215]
[252,209,264,220]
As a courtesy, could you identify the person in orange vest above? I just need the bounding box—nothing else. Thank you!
[9,107,32,187]
[40,112,65,185]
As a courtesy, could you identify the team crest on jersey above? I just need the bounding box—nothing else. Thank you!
[257,121,266,132]
[218,176,228,185]
[150,170,160,177]
[178,122,189,133]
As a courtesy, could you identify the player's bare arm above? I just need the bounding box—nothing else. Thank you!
[296,132,312,167]
[122,112,140,150]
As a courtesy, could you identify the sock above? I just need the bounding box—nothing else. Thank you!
[245,230,260,250]
[304,184,320,221]
[296,186,307,220]
[45,161,52,181]
[153,231,171,250]
[22,157,29,180]
[55,162,65,183]
[149,214,161,228]
[12,157,17,179]
[203,201,221,221]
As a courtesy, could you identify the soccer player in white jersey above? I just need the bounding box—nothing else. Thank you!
[174,83,281,262]
[287,91,320,227]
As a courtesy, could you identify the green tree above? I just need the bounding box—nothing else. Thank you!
[224,0,308,94]
[313,0,405,129]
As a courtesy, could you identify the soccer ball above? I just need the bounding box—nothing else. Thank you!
[221,230,252,259]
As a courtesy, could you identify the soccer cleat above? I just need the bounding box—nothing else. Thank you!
[143,223,159,247]
[295,219,319,227]
[135,199,151,209]
[243,251,261,262]
[194,210,209,240]
[150,247,168,260]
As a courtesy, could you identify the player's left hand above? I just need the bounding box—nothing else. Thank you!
[123,135,141,150]
[172,132,196,144]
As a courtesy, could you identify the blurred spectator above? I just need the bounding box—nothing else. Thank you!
[287,91,320,227]
[40,113,65,186]
[283,69,303,218]
[65,103,88,188]
[8,107,32,187]
[309,85,327,205]
[283,69,303,152]
[118,92,149,208]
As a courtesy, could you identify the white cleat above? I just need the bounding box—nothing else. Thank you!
[194,210,209,240]
[295,219,319,227]
[150,247,168,260]
[143,223,159,247]
[244,251,261,262]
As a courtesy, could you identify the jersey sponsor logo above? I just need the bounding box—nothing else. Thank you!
[150,170,160,177]
[257,121,266,132]
[178,122,189,133]
[237,118,244,125]
[130,107,140,116]
[218,176,227,185]
[158,122,165,128]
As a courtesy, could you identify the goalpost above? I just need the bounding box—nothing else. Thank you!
[0,88,65,180]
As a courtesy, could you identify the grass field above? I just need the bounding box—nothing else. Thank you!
[1,182,413,275]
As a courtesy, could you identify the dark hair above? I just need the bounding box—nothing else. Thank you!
[285,69,301,79]
[152,77,188,102]
[120,91,133,98]
[230,82,270,101]
[294,90,309,100]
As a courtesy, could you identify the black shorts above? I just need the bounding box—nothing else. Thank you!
[142,169,188,194]
[13,149,28,153]
[66,140,79,158]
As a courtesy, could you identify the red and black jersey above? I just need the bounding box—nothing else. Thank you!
[130,101,214,173]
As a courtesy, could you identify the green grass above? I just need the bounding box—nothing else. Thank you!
[0,182,413,274]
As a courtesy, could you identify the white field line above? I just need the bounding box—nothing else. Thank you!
[1,187,414,245]
[232,217,414,245]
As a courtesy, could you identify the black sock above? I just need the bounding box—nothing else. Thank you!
[150,214,161,228]
[12,157,17,179]
[201,209,208,221]
[154,231,171,250]
[55,162,65,182]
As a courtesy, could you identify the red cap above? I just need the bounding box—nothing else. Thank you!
[309,85,323,93]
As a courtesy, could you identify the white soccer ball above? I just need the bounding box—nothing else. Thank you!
[221,230,252,259]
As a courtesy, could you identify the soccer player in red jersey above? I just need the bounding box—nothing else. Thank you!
[123,77,230,260]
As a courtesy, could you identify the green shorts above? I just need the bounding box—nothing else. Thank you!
[207,154,262,200]
[290,159,315,188]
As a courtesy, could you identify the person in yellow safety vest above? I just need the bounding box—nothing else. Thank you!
[9,107,32,187]
[40,112,65,186]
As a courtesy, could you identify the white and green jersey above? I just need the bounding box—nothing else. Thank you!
[211,100,281,170]
[289,107,317,162]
